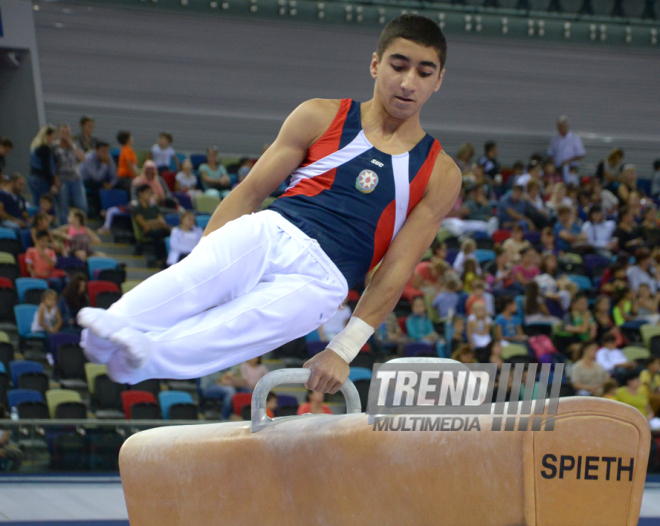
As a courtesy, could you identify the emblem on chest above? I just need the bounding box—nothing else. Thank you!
[356,169,379,194]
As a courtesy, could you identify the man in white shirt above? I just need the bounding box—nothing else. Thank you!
[626,247,660,294]
[595,333,630,373]
[581,205,617,252]
[547,116,586,185]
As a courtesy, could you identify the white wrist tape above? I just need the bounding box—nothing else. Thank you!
[328,317,374,363]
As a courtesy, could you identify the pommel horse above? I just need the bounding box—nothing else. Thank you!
[119,359,650,525]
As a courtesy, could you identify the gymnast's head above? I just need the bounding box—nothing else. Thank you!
[371,15,447,119]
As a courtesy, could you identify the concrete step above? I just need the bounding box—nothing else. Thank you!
[126,267,160,281]
[96,242,136,257]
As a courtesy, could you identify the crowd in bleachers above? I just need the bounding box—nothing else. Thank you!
[2,112,660,473]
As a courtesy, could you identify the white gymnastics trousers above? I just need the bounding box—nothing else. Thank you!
[83,210,349,384]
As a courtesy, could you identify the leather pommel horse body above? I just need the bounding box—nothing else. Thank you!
[119,369,650,526]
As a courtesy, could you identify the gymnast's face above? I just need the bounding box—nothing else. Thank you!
[371,38,444,119]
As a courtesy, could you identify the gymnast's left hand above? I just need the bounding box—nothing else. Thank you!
[303,349,350,394]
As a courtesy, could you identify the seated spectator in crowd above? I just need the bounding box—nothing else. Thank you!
[116,130,138,193]
[38,193,57,226]
[615,369,654,419]
[199,366,249,420]
[592,295,624,347]
[148,132,178,174]
[79,141,117,218]
[0,405,23,472]
[322,296,352,341]
[600,260,629,296]
[442,183,498,237]
[523,281,561,325]
[374,312,406,356]
[30,289,62,336]
[511,247,540,289]
[406,296,441,346]
[199,146,233,198]
[539,227,559,256]
[545,183,572,217]
[640,205,660,247]
[614,207,644,252]
[477,141,500,178]
[561,293,597,350]
[175,160,200,195]
[449,315,467,355]
[637,283,660,324]
[467,301,499,362]
[29,125,57,205]
[31,212,65,255]
[534,252,575,312]
[571,340,609,396]
[494,296,528,345]
[498,184,534,231]
[74,116,98,153]
[461,259,479,293]
[454,143,474,175]
[25,231,67,291]
[236,157,253,184]
[502,224,530,264]
[166,211,203,267]
[451,344,478,365]
[0,173,29,229]
[602,379,618,400]
[53,123,87,225]
[131,160,178,210]
[465,280,494,316]
[651,159,660,198]
[432,277,461,319]
[52,208,103,263]
[132,184,171,267]
[641,356,660,416]
[596,332,631,374]
[525,180,550,220]
[485,247,511,292]
[452,238,478,275]
[581,205,617,254]
[58,273,89,334]
[404,242,450,299]
[595,147,624,188]
[239,357,269,390]
[626,248,659,294]
[612,286,639,327]
[516,159,542,189]
[553,205,587,252]
[266,392,278,418]
[591,178,619,218]
[0,137,13,176]
[297,390,333,415]
[617,164,639,205]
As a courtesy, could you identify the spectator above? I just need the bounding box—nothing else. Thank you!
[453,238,478,275]
[58,273,89,334]
[406,296,440,345]
[494,296,528,345]
[25,230,67,290]
[571,340,609,396]
[539,226,558,256]
[640,205,660,247]
[523,281,561,324]
[266,392,278,418]
[595,147,624,188]
[542,158,562,192]
[641,357,660,416]
[130,160,177,209]
[560,293,597,355]
[535,252,574,313]
[485,246,511,292]
[613,207,644,252]
[199,146,232,198]
[498,185,534,230]
[617,164,639,205]
[465,280,495,316]
[454,143,475,175]
[38,193,57,225]
[0,173,29,229]
[175,160,199,194]
[30,289,62,335]
[553,205,587,252]
[461,259,479,293]
[406,258,448,300]
[592,296,624,347]
[545,183,573,217]
[28,124,58,204]
[236,157,253,184]
[449,315,467,355]
[547,116,585,185]
[79,141,117,218]
[612,286,637,327]
[516,159,542,189]
[0,137,13,176]
[52,208,103,263]
[239,357,269,390]
[502,224,531,264]
[132,184,170,267]
[638,283,660,324]
[602,379,618,400]
[651,159,660,198]
[626,247,660,294]
[53,123,87,225]
[116,130,138,193]
[511,247,540,288]
[148,132,179,174]
[592,178,619,217]
[467,301,496,360]
[443,183,498,237]
[199,366,249,420]
[595,332,631,374]
[615,369,654,419]
[31,212,64,255]
[451,343,477,364]
[322,296,352,340]
[477,141,500,178]
[581,205,617,254]
[166,211,203,267]
[297,390,333,415]
[374,312,406,356]
[74,116,98,153]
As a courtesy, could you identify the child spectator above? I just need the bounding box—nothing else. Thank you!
[592,295,624,347]
[452,238,477,275]
[540,227,558,256]
[465,280,494,316]
[58,273,89,334]
[116,130,138,192]
[615,369,654,419]
[199,146,233,198]
[581,205,617,254]
[512,247,540,288]
[38,193,57,227]
[25,231,67,291]
[451,344,477,364]
[266,392,278,418]
[31,289,62,335]
[406,296,441,345]
[613,207,644,252]
[461,259,479,293]
[449,315,466,355]
[494,296,528,345]
[239,357,269,390]
[561,294,597,356]
[502,224,530,264]
[52,208,103,262]
[523,281,561,324]
[166,211,203,266]
[553,205,587,252]
[31,212,65,255]
[297,390,333,415]
[641,357,660,416]
[534,252,575,313]
[374,312,406,356]
[432,278,461,319]
[322,296,352,341]
[596,332,631,374]
[132,185,171,268]
[175,160,200,194]
[149,132,178,174]
[467,301,501,364]
[571,340,608,396]
[485,246,511,292]
[612,286,638,327]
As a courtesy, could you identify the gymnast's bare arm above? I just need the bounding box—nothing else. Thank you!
[202,98,341,236]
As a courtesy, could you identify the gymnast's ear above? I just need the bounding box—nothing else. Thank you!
[433,68,446,92]
[370,52,380,80]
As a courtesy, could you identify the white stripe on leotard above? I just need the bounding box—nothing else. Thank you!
[391,153,410,241]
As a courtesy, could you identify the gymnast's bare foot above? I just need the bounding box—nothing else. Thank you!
[110,327,151,370]
[78,307,129,339]
[80,328,119,365]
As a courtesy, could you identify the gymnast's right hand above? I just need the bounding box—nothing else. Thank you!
[303,349,350,395]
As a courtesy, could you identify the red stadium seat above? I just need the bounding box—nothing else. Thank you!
[17,254,28,277]
[88,280,120,307]
[122,390,157,419]
[232,393,252,416]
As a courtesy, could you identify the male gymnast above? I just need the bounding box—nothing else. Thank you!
[79,14,462,395]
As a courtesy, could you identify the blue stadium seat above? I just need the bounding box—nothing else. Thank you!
[164,213,180,227]
[170,153,187,171]
[15,278,48,304]
[110,148,121,164]
[0,227,16,240]
[638,179,652,196]
[474,249,496,264]
[405,342,436,357]
[568,274,592,290]
[195,215,211,229]
[190,154,207,170]
[159,391,194,419]
[18,228,32,251]
[87,257,118,279]
[7,388,43,410]
[13,305,46,341]
[99,189,129,211]
[9,360,44,387]
[349,367,372,382]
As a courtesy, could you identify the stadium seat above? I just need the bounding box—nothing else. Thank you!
[405,342,436,357]
[18,228,33,251]
[492,230,511,244]
[307,340,326,357]
[172,192,193,210]
[502,344,529,360]
[0,262,20,282]
[164,213,180,227]
[14,304,46,344]
[17,254,28,277]
[99,189,129,210]
[17,400,50,419]
[168,403,198,420]
[446,249,459,266]
[122,390,157,419]
[348,367,372,382]
[641,324,660,348]
[96,267,126,288]
[0,227,16,240]
[567,274,592,291]
[130,379,161,398]
[623,346,651,362]
[0,288,17,323]
[17,371,50,397]
[194,194,220,214]
[474,249,496,264]
[195,215,211,229]
[49,333,81,364]
[130,402,162,419]
[55,401,87,419]
[121,280,141,294]
[46,389,83,419]
[0,239,21,259]
[232,392,252,416]
[87,257,118,279]
[159,391,194,419]
[96,291,121,309]
[0,276,14,290]
[15,278,48,303]
[88,280,120,307]
[0,252,16,265]
[56,344,87,385]
[0,342,14,373]
[7,388,43,410]
[190,154,207,170]
[85,363,108,395]
[23,288,45,305]
[9,360,44,387]
[92,374,125,419]
[164,237,170,255]
[0,372,8,405]
[161,171,176,192]
[276,395,299,408]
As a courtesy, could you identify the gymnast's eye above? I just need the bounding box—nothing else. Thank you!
[391,64,405,72]
[419,71,433,78]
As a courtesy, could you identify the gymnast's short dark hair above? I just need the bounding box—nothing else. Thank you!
[377,15,447,70]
